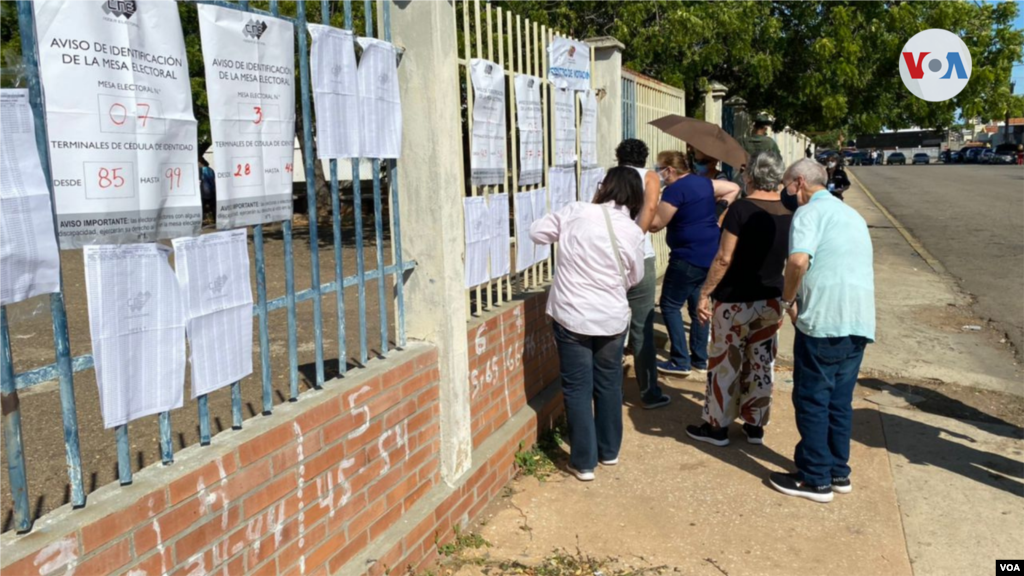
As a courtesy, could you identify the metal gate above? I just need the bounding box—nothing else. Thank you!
[2,0,412,534]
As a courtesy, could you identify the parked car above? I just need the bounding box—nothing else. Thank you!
[939,149,952,163]
[849,151,872,165]
[991,144,1018,165]
[962,147,986,164]
[886,152,906,165]
[979,149,995,164]
[912,153,930,165]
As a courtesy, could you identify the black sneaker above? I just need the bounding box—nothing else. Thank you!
[742,423,765,445]
[685,423,729,447]
[769,472,834,503]
[832,476,853,494]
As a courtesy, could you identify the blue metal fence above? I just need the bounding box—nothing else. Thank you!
[1,0,412,534]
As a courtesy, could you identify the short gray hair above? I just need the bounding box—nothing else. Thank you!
[747,151,785,191]
[785,158,828,188]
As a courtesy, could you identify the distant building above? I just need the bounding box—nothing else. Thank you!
[854,129,951,161]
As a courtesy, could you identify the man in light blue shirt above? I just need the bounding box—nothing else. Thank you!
[769,158,876,503]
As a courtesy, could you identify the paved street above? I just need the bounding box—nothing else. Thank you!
[850,164,1024,356]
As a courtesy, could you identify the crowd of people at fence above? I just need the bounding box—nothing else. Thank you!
[531,138,875,503]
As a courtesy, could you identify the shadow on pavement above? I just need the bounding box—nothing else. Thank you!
[624,376,794,482]
[851,408,1024,499]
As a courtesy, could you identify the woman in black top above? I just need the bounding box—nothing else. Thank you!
[683,151,793,447]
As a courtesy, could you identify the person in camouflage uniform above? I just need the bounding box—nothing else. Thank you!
[736,113,781,196]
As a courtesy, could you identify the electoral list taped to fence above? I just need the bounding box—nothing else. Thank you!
[0,89,61,306]
[198,4,296,229]
[469,59,507,186]
[514,74,543,186]
[33,0,201,248]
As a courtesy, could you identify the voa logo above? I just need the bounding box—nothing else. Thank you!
[899,28,972,102]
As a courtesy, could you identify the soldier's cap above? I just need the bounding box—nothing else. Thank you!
[754,112,774,125]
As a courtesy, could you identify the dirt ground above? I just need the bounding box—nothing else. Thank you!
[1,219,396,531]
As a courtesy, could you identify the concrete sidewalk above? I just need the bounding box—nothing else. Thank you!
[459,179,1023,576]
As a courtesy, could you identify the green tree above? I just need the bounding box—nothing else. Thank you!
[500,1,1024,134]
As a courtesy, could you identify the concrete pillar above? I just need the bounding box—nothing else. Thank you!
[585,36,625,168]
[389,0,472,485]
[704,81,728,127]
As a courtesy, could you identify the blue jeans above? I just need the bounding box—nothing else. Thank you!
[659,258,710,370]
[627,258,663,402]
[791,330,869,487]
[552,321,626,471]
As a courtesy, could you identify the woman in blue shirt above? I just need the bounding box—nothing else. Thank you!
[650,151,740,375]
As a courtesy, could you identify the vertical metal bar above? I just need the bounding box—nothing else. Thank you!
[1,308,31,533]
[353,161,368,364]
[321,0,330,24]
[116,424,132,485]
[198,394,211,446]
[296,0,325,388]
[504,9,514,303]
[329,160,347,370]
[364,0,373,36]
[371,163,388,354]
[159,412,173,464]
[517,14,529,290]
[483,2,494,312]
[462,0,475,312]
[231,381,243,429]
[254,227,272,415]
[16,0,85,508]
[382,0,404,347]
[344,0,353,28]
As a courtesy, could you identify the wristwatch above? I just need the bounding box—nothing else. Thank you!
[781,299,795,310]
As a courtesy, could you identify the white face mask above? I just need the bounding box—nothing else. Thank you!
[828,161,837,168]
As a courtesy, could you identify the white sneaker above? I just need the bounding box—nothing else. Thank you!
[599,458,618,467]
[567,465,595,481]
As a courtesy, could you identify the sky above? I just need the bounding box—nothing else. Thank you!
[995,0,1024,94]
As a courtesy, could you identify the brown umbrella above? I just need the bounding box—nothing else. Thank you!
[649,114,749,170]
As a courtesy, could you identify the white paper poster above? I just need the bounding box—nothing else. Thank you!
[579,166,606,204]
[308,24,359,160]
[172,230,253,398]
[547,37,591,91]
[33,0,200,248]
[514,74,543,186]
[579,90,598,167]
[549,167,577,215]
[1,90,61,306]
[199,4,296,229]
[469,59,507,186]
[489,193,511,279]
[532,188,551,263]
[84,244,185,428]
[463,196,490,288]
[553,87,576,166]
[357,37,402,159]
[514,190,535,273]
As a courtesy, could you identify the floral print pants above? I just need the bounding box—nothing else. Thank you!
[702,299,782,428]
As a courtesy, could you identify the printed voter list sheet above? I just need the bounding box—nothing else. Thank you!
[514,191,536,273]
[514,75,543,187]
[33,0,201,248]
[553,87,576,167]
[579,89,598,167]
[173,229,253,398]
[463,197,490,288]
[548,167,577,215]
[199,4,296,228]
[579,166,606,205]
[357,37,402,159]
[308,24,360,159]
[1,89,61,306]
[532,188,551,264]
[489,193,511,280]
[84,244,185,428]
[469,59,507,186]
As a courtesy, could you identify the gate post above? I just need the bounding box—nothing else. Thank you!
[586,36,625,167]
[704,81,728,128]
[389,0,472,484]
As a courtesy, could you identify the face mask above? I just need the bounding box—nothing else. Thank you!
[827,161,837,169]
[693,162,709,176]
[781,186,800,212]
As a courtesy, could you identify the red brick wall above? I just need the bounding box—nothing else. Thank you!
[2,346,441,576]
[468,291,559,448]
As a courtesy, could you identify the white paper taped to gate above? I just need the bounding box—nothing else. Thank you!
[532,188,551,264]
[469,59,507,186]
[579,166,606,204]
[489,193,511,279]
[547,37,591,91]
[172,230,253,398]
[548,167,577,215]
[84,244,185,428]
[513,74,543,186]
[308,24,360,159]
[357,37,402,159]
[463,196,490,288]
[1,89,61,306]
[199,5,296,229]
[553,87,576,166]
[33,0,200,248]
[514,191,535,273]
[579,90,598,167]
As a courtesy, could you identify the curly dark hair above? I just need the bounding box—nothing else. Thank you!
[615,138,650,168]
[593,166,644,220]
